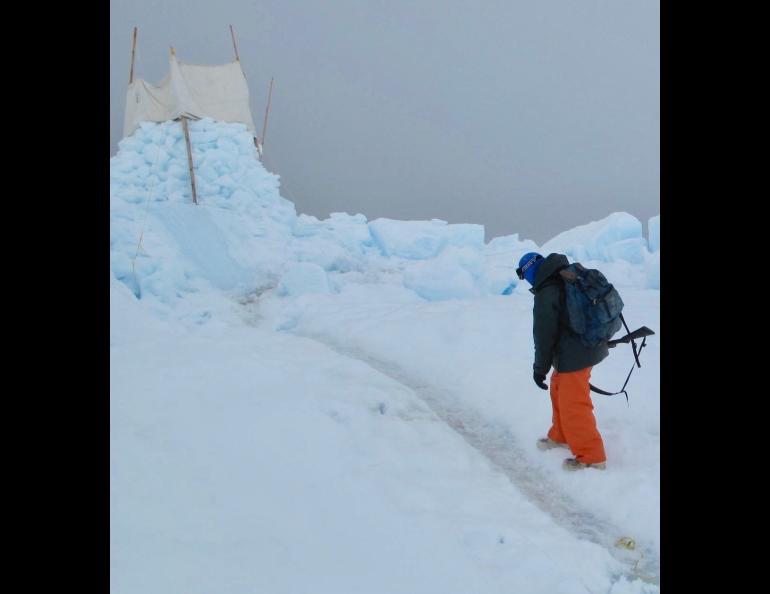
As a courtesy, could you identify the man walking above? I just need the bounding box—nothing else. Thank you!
[517,252,608,471]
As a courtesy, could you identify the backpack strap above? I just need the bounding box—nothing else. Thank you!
[589,382,628,402]
[620,313,642,368]
[589,336,649,404]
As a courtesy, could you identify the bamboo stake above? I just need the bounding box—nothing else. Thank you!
[129,27,138,84]
[260,77,274,153]
[180,118,199,205]
[229,25,240,61]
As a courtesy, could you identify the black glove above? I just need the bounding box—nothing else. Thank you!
[533,372,548,390]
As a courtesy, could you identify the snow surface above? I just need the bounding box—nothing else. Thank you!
[111,120,660,593]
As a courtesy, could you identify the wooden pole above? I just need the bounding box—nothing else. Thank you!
[129,27,138,84]
[229,25,240,61]
[260,77,274,153]
[180,118,199,205]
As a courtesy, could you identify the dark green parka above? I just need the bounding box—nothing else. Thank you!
[531,253,609,375]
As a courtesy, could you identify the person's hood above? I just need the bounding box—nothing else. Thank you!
[532,253,569,291]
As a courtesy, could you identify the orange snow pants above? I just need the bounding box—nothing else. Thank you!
[547,367,606,464]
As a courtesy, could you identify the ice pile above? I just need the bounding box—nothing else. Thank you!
[110,120,660,303]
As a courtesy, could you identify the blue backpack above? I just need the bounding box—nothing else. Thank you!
[559,263,624,347]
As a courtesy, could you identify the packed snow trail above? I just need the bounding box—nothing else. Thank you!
[256,285,660,556]
[290,331,660,587]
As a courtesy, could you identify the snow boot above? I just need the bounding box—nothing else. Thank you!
[537,437,569,451]
[562,457,606,471]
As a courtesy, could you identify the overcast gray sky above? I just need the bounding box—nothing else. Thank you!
[110,0,659,244]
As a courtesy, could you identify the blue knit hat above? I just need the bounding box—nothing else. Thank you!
[517,252,544,285]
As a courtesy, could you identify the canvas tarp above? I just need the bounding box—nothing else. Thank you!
[124,55,256,137]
